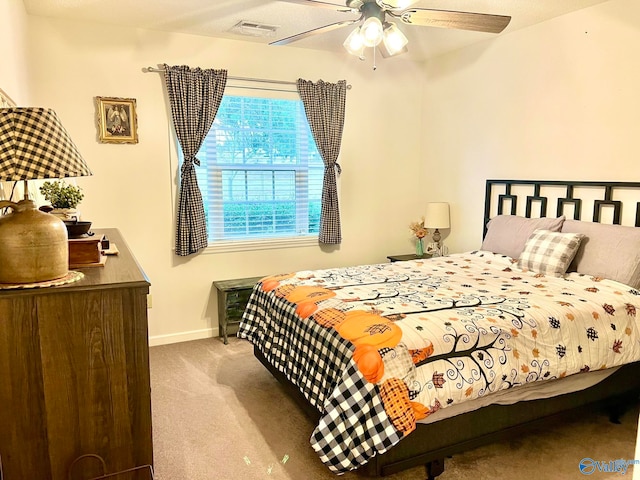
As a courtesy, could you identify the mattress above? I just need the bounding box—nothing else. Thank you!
[238,251,640,473]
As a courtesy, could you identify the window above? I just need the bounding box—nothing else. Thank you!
[193,94,324,248]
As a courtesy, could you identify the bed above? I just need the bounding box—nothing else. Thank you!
[237,179,640,478]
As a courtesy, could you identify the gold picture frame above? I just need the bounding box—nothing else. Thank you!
[95,96,138,144]
[0,87,16,107]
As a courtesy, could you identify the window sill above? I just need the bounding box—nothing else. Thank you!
[203,235,319,254]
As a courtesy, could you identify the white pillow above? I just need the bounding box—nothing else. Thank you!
[517,229,585,277]
[481,215,565,259]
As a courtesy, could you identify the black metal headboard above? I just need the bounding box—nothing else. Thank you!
[484,180,640,237]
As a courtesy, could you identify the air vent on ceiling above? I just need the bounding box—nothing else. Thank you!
[230,20,279,38]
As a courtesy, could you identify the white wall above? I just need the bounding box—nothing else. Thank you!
[422,0,640,253]
[0,0,30,103]
[23,16,428,344]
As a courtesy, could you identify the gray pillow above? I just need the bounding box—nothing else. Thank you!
[481,215,565,260]
[561,219,640,288]
[517,229,585,277]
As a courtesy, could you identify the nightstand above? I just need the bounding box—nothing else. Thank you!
[214,276,264,344]
[387,253,433,262]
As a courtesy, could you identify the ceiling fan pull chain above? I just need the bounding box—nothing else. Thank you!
[372,46,377,71]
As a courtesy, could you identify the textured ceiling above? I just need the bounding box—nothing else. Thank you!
[23,0,611,63]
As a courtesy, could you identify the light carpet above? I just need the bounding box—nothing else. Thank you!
[150,337,639,480]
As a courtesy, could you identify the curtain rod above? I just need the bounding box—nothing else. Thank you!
[143,66,351,89]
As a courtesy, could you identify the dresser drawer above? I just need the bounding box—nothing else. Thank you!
[226,288,254,310]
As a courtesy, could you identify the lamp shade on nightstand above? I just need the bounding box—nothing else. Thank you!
[425,202,450,255]
[425,202,450,230]
[0,108,91,284]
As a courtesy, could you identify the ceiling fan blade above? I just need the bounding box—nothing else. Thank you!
[270,18,360,46]
[276,0,353,11]
[398,8,511,34]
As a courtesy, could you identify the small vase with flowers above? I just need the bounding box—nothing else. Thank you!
[409,217,428,258]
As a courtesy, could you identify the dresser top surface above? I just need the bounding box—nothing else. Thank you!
[0,228,149,297]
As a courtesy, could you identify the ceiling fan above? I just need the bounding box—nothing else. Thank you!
[271,0,511,59]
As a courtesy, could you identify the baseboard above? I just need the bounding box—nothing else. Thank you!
[149,327,217,347]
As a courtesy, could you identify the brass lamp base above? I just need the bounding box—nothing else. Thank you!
[0,199,69,284]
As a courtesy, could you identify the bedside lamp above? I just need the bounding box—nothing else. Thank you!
[0,108,92,284]
[425,202,450,256]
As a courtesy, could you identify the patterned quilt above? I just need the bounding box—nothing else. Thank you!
[237,251,640,474]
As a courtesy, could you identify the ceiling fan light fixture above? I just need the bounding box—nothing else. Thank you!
[361,16,384,47]
[392,0,419,9]
[382,22,408,56]
[343,26,366,56]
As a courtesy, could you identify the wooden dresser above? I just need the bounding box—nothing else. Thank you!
[0,228,152,480]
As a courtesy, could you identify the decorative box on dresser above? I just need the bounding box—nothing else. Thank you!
[0,228,152,480]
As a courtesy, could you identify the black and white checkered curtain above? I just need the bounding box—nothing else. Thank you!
[163,64,227,256]
[296,79,346,245]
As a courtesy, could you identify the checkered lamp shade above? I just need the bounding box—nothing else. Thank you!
[0,108,91,181]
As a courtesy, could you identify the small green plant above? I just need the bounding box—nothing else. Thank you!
[39,180,84,209]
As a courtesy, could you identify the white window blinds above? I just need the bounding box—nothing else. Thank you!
[193,95,323,243]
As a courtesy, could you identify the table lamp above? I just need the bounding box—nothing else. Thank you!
[425,202,450,256]
[0,108,92,284]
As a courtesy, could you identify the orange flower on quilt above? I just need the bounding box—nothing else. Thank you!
[409,344,434,364]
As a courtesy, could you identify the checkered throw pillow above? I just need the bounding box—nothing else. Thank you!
[517,229,585,277]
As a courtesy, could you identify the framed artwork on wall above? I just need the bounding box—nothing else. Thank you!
[95,96,138,144]
[0,87,16,107]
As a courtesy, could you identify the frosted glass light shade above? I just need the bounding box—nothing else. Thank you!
[382,22,408,56]
[361,17,383,47]
[343,27,365,56]
[425,202,451,229]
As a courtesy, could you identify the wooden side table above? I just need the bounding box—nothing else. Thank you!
[214,276,264,344]
[387,253,433,262]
